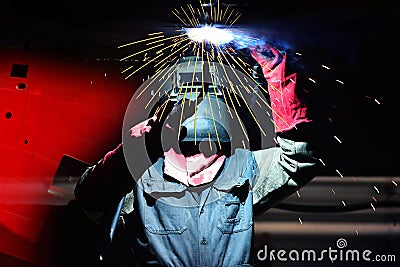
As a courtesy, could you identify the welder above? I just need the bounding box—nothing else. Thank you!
[73,44,323,266]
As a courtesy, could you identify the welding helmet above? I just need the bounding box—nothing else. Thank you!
[177,94,231,157]
[180,100,230,143]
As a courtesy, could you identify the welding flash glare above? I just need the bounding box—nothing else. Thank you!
[184,25,235,45]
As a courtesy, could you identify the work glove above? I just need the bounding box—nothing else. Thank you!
[249,45,311,132]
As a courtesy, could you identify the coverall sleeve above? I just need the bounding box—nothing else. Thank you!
[252,128,321,216]
[74,143,135,224]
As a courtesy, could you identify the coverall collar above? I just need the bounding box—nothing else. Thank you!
[141,156,244,194]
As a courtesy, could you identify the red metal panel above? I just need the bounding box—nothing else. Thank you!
[0,49,139,266]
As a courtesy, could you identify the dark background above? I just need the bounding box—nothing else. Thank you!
[1,1,399,173]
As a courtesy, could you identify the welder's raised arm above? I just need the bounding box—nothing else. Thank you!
[73,143,134,224]
[249,45,322,215]
[249,45,311,132]
[73,116,156,224]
